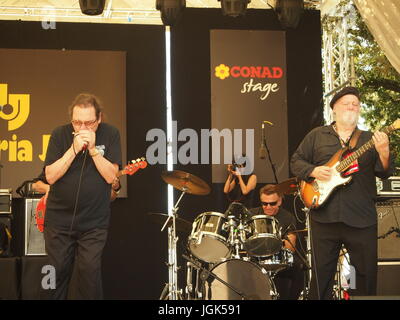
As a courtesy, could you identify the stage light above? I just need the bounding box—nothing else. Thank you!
[275,0,304,29]
[156,0,186,26]
[79,0,106,16]
[218,0,251,17]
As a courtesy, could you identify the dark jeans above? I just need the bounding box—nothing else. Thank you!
[43,226,108,300]
[309,220,377,300]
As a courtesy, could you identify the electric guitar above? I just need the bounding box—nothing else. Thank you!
[300,120,400,209]
[35,157,148,232]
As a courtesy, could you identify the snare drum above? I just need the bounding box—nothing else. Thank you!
[244,215,282,257]
[257,248,294,273]
[188,212,231,263]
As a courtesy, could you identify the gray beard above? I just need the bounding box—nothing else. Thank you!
[336,111,359,127]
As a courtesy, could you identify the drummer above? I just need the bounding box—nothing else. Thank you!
[249,184,296,251]
[249,184,303,300]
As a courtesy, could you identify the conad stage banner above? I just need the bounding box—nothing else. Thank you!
[211,30,288,183]
[0,49,126,197]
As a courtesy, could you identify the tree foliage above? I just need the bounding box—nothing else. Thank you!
[347,3,400,172]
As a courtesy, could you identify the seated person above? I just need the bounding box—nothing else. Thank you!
[249,184,304,300]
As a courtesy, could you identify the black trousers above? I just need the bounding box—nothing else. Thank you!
[309,220,377,300]
[274,255,305,300]
[43,226,108,300]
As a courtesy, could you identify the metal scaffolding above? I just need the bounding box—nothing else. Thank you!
[321,0,357,123]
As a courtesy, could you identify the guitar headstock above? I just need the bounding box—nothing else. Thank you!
[123,157,148,176]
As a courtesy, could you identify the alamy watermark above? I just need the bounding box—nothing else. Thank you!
[146,121,255,174]
[41,6,56,30]
[41,264,56,290]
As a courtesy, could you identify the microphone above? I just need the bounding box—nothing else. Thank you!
[259,122,267,159]
[82,143,88,153]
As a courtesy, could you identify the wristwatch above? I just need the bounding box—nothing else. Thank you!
[89,148,100,157]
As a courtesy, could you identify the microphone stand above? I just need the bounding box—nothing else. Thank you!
[262,127,279,184]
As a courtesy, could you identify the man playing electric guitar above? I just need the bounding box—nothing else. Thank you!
[290,87,395,299]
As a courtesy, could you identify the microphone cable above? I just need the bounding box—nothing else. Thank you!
[69,143,88,237]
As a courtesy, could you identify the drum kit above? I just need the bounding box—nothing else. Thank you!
[152,170,303,300]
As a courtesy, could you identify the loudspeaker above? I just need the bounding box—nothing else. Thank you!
[377,262,400,296]
[79,0,106,15]
[376,201,400,260]
[24,198,46,256]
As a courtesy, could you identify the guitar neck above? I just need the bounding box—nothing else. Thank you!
[337,124,394,173]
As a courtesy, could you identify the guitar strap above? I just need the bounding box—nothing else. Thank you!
[349,127,362,150]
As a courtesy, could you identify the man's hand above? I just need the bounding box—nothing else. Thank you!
[310,166,332,181]
[373,131,390,170]
[74,130,96,152]
[373,131,389,156]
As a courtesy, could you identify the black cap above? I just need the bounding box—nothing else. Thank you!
[330,86,360,109]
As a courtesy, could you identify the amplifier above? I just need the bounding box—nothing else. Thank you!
[377,261,400,296]
[24,198,46,256]
[377,201,400,260]
[0,189,12,214]
[377,177,400,198]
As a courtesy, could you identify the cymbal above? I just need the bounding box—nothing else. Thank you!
[161,170,211,195]
[148,212,192,233]
[275,177,299,195]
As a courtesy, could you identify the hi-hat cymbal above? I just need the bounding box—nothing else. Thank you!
[161,170,211,195]
[275,177,299,195]
[148,212,192,233]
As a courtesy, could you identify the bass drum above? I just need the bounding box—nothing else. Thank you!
[203,259,274,300]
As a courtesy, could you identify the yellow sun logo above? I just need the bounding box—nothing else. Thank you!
[215,64,230,80]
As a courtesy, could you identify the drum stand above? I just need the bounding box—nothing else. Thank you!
[227,215,242,259]
[159,190,186,300]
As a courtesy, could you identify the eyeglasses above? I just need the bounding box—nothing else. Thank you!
[71,119,98,128]
[262,201,278,207]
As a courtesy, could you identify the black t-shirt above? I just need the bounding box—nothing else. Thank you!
[44,123,122,232]
[290,125,394,228]
[248,206,297,235]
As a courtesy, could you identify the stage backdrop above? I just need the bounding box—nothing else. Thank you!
[210,30,288,183]
[171,8,323,221]
[0,49,127,197]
